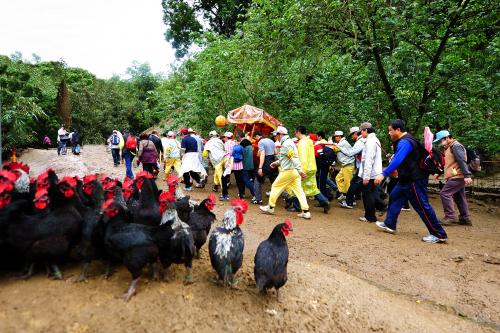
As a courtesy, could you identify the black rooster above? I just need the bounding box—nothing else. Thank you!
[186,194,217,258]
[254,220,293,297]
[209,198,247,287]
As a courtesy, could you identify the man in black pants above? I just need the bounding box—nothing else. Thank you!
[251,131,278,204]
[334,125,366,209]
[179,128,203,191]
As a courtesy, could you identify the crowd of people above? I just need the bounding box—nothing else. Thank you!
[104,119,473,244]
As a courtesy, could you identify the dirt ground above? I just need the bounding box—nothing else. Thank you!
[1,145,498,333]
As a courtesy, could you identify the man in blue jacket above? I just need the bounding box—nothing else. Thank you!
[374,119,447,243]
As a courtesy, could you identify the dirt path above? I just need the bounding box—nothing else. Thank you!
[0,145,497,333]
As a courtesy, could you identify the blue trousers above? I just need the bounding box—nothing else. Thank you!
[123,152,134,179]
[385,178,447,239]
[242,170,255,196]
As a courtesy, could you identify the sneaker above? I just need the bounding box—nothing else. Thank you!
[340,201,353,209]
[219,195,229,201]
[375,221,395,234]
[440,217,459,226]
[353,201,357,206]
[297,211,311,219]
[251,198,262,205]
[359,217,369,222]
[259,205,275,215]
[422,234,447,243]
[323,203,330,214]
[287,206,299,212]
[337,194,346,201]
[185,187,193,191]
[265,191,271,197]
[212,185,219,192]
[455,219,472,226]
[401,207,411,212]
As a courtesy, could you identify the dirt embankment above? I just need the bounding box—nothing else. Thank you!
[0,145,497,333]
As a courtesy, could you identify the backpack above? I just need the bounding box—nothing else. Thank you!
[125,135,137,150]
[72,132,81,144]
[232,145,244,163]
[466,147,482,173]
[406,136,445,175]
[111,134,120,146]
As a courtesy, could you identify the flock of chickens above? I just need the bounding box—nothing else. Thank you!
[0,162,292,301]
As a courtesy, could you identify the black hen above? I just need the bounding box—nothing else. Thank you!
[73,174,105,282]
[101,198,171,301]
[132,173,161,226]
[157,192,196,283]
[186,195,217,258]
[254,220,293,297]
[209,198,247,287]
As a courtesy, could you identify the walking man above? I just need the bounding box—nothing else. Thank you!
[358,125,382,222]
[252,131,278,204]
[293,126,330,213]
[260,126,311,219]
[333,130,355,201]
[179,128,204,190]
[434,130,473,226]
[108,130,121,167]
[203,130,226,192]
[238,132,256,198]
[334,125,366,209]
[374,119,448,243]
[162,131,182,178]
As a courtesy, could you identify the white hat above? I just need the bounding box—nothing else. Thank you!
[188,128,196,133]
[223,131,233,138]
[349,127,360,135]
[334,130,344,136]
[272,126,288,136]
[209,130,218,137]
[167,131,175,137]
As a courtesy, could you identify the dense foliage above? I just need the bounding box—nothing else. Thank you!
[1,0,498,157]
[0,56,161,151]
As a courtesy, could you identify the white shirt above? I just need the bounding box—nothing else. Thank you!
[163,138,181,159]
[204,137,226,166]
[359,133,382,180]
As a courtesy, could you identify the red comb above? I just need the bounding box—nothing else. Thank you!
[35,188,48,199]
[99,173,109,182]
[136,171,153,179]
[103,180,117,190]
[122,177,134,188]
[284,219,293,229]
[208,194,217,204]
[0,170,18,182]
[83,174,97,184]
[102,198,115,210]
[59,176,77,188]
[0,180,14,193]
[4,162,30,174]
[166,175,179,186]
[159,191,175,202]
[230,198,248,213]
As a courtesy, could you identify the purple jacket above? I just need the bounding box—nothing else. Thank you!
[138,140,158,164]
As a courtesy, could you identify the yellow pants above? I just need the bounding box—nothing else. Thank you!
[269,169,309,211]
[164,158,181,177]
[213,159,225,186]
[335,164,355,194]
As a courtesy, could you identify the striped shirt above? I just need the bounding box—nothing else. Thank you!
[225,139,243,171]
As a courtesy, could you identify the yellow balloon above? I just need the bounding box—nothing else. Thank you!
[215,115,227,127]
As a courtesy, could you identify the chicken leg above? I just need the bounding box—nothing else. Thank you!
[51,265,63,280]
[121,277,139,302]
[19,263,35,280]
[183,266,193,284]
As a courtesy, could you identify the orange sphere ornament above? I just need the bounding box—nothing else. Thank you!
[215,115,227,127]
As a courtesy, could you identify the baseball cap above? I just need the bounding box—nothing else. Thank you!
[433,130,450,142]
[334,130,343,136]
[167,131,175,137]
[223,131,233,138]
[359,122,372,131]
[271,126,288,136]
[349,126,360,135]
[180,128,189,134]
[209,130,218,137]
[188,128,196,133]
